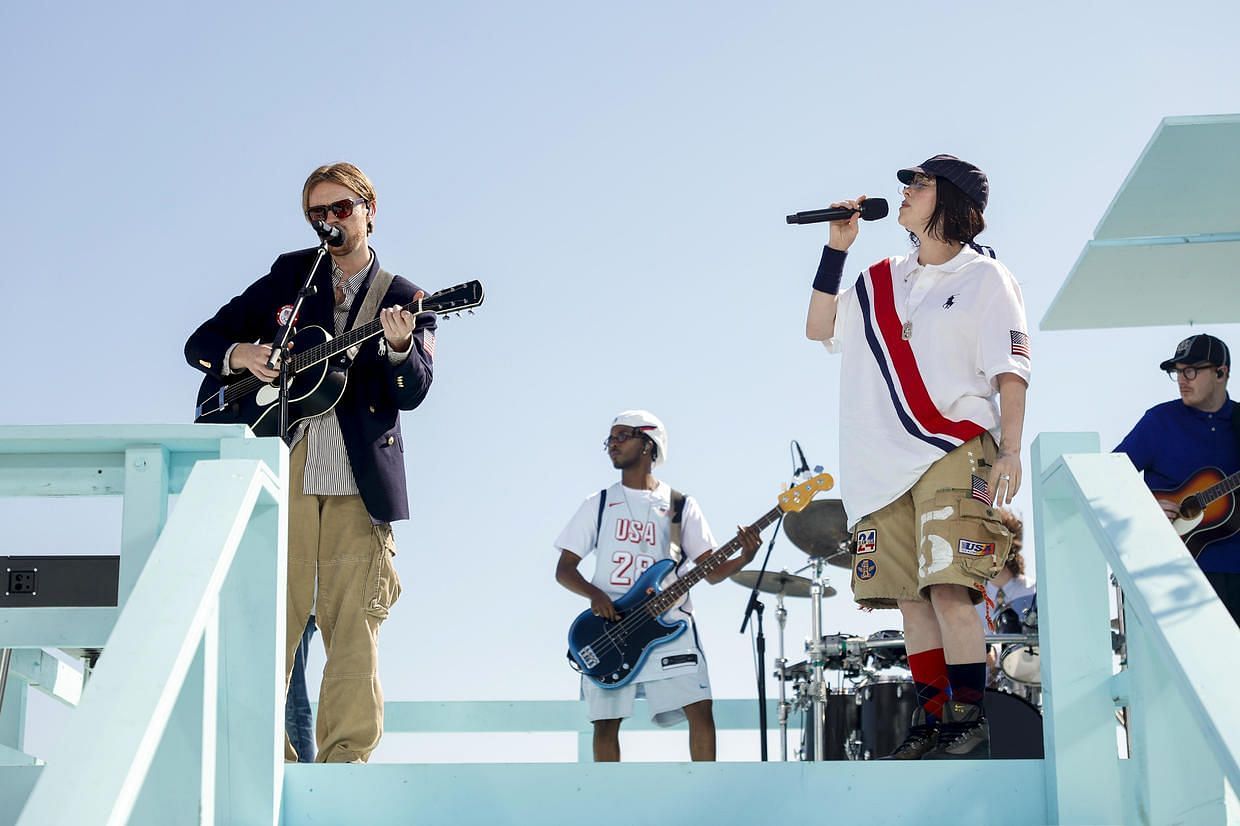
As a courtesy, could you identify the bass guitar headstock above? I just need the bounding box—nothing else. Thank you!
[778,472,835,514]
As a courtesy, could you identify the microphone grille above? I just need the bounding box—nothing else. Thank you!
[860,198,889,221]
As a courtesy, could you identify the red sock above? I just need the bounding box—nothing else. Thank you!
[908,648,950,723]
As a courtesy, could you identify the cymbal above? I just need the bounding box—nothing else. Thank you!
[782,499,852,566]
[731,570,836,599]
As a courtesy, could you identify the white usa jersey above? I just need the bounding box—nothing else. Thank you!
[555,481,717,683]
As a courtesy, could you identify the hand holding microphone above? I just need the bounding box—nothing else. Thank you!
[786,195,887,252]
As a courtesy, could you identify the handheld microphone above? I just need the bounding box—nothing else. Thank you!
[313,220,346,247]
[786,198,889,225]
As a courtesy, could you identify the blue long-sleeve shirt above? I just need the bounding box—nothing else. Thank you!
[1114,396,1239,572]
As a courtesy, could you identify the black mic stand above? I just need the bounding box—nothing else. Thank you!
[739,522,783,762]
[269,238,332,443]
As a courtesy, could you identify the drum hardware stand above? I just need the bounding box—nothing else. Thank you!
[774,589,790,761]
[807,556,830,762]
[1111,573,1131,753]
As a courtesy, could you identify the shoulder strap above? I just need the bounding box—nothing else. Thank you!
[1231,399,1240,464]
[593,488,607,550]
[669,489,686,565]
[346,267,396,360]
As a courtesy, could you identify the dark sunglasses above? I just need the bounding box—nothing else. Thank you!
[305,197,367,223]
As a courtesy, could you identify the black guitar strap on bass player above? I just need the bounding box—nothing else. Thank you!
[592,486,686,562]
[345,267,396,362]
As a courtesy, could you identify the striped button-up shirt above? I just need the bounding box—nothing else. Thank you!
[293,252,411,498]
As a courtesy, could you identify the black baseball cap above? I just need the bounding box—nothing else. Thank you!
[1159,333,1231,371]
[898,154,989,211]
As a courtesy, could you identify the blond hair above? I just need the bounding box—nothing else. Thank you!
[301,162,377,233]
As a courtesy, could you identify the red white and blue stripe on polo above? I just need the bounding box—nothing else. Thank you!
[854,258,987,454]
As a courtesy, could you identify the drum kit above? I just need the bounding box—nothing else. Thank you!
[731,499,1044,761]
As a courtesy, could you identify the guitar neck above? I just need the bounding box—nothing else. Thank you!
[290,296,424,373]
[1199,469,1240,508]
[646,505,784,616]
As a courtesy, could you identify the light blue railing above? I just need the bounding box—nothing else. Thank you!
[0,425,287,826]
[1032,433,1239,825]
[4,426,1235,825]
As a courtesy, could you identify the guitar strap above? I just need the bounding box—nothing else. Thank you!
[592,486,687,563]
[1231,398,1240,463]
[345,267,396,362]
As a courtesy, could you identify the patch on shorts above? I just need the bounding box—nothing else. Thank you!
[958,539,996,557]
[855,528,877,555]
[661,654,698,668]
[855,558,877,580]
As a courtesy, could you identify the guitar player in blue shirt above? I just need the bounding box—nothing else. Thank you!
[1115,334,1239,623]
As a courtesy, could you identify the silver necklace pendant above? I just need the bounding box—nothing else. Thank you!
[901,321,913,340]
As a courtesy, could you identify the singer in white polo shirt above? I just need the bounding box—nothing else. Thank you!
[804,155,1031,761]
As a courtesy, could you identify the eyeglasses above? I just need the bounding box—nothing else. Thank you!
[603,430,646,450]
[1166,365,1216,381]
[901,175,935,195]
[305,197,367,223]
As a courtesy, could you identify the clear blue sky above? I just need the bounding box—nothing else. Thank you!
[3,1,1238,761]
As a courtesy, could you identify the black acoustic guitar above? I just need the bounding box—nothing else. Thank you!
[193,280,484,437]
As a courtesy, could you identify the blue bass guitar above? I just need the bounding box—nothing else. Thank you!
[567,473,833,689]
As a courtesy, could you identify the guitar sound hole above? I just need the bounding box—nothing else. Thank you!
[1181,498,1202,519]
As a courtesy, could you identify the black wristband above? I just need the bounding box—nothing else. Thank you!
[813,245,847,294]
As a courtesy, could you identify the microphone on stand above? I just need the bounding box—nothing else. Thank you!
[786,197,889,225]
[313,220,346,247]
[793,440,810,477]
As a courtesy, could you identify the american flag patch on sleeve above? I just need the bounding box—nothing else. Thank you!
[971,475,991,504]
[422,330,436,358]
[1010,330,1030,358]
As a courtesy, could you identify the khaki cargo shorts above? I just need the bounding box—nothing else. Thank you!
[850,434,1013,609]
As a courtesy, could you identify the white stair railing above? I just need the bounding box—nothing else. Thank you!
[1033,433,1239,825]
[0,425,287,826]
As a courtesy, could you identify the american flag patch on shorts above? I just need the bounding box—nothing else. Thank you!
[971,474,991,504]
[1010,330,1030,358]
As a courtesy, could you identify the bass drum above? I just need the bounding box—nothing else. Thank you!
[985,688,1044,759]
[858,677,917,760]
[799,688,858,761]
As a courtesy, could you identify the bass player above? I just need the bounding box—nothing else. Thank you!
[554,410,760,762]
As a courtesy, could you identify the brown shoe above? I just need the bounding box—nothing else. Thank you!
[924,700,990,760]
[879,707,939,760]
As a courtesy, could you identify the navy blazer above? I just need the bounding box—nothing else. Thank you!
[185,247,435,523]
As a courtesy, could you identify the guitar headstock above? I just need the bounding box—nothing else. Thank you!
[422,280,485,316]
[777,472,835,514]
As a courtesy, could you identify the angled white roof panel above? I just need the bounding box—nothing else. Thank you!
[1042,114,1240,331]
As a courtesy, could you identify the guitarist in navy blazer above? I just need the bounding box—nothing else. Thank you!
[185,244,436,523]
[185,162,436,764]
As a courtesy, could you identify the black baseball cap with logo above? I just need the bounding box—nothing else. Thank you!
[1158,333,1231,371]
[898,154,989,211]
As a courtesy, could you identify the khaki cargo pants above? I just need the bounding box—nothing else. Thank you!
[285,439,402,763]
[851,434,1013,609]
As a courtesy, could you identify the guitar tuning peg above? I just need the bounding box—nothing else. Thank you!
[467,309,475,315]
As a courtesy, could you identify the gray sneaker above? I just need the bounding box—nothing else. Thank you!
[923,700,990,760]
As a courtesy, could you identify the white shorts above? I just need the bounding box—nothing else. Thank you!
[581,662,712,727]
